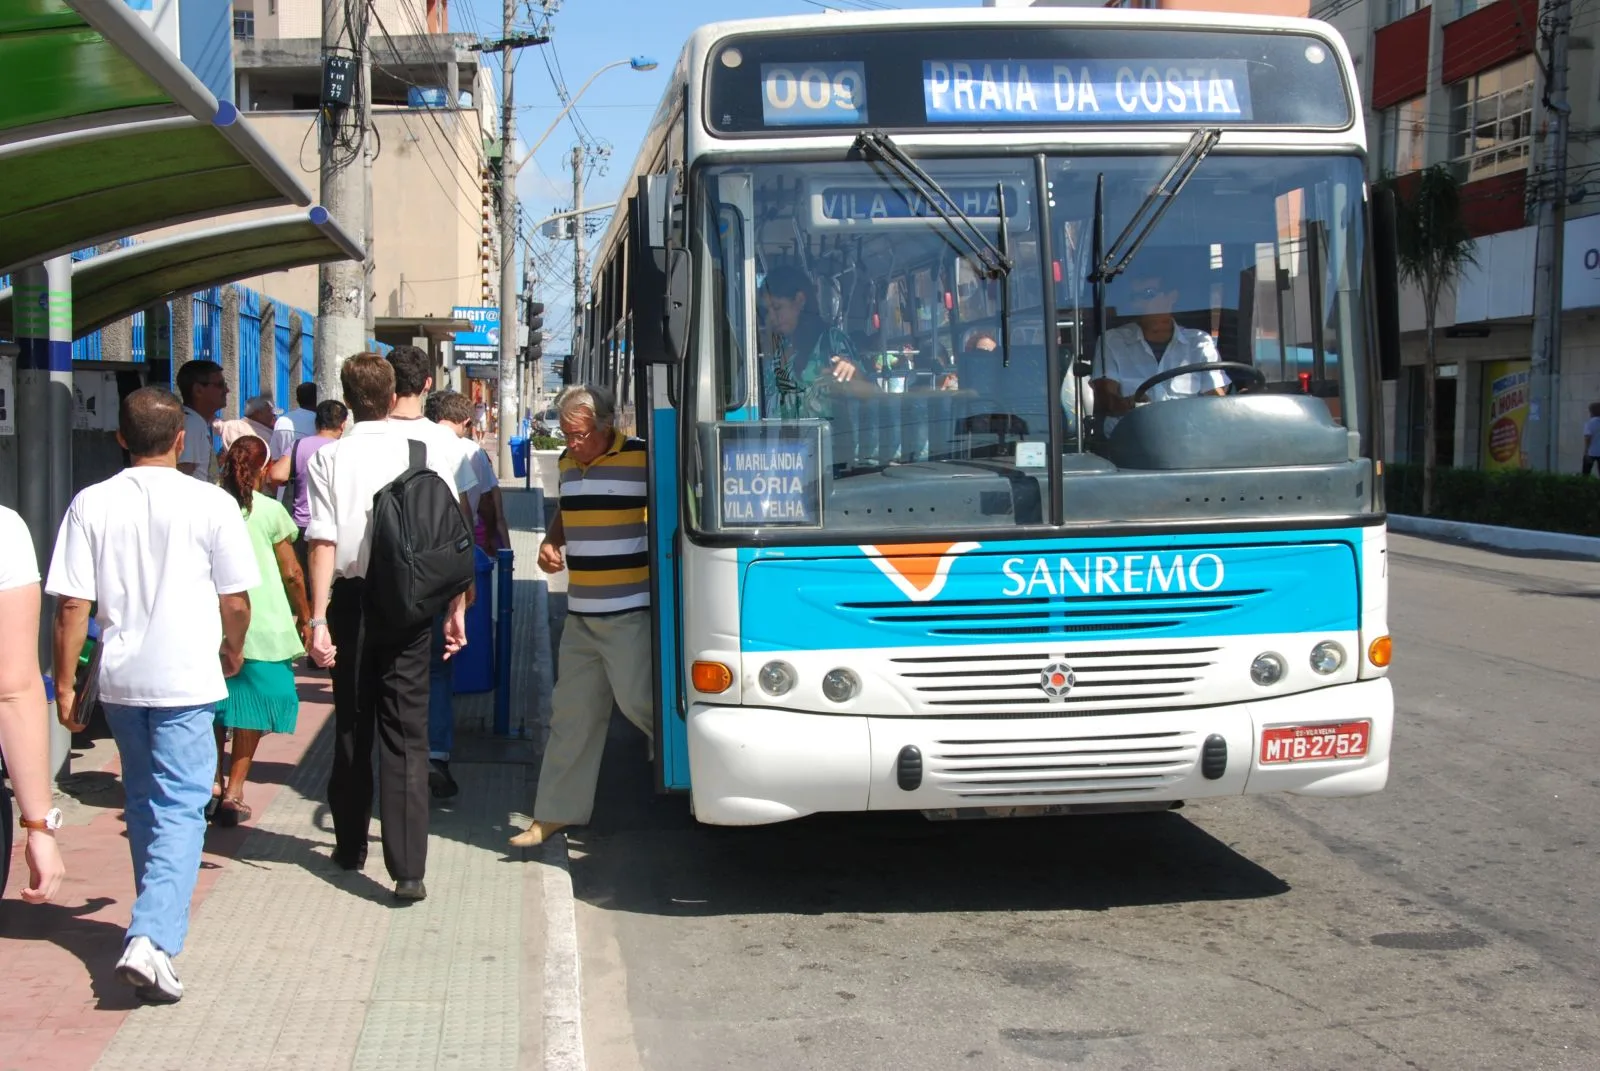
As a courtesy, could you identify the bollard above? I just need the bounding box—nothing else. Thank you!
[493,546,515,736]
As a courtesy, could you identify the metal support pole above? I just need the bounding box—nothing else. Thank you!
[1528,0,1572,471]
[16,257,74,780]
[571,144,586,374]
[493,546,514,736]
[315,0,370,404]
[496,0,520,480]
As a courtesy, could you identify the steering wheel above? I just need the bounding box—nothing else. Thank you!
[1133,361,1265,401]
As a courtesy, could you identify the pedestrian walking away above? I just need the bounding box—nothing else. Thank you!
[383,346,478,802]
[1583,401,1600,476]
[425,389,512,556]
[46,386,258,1003]
[210,436,311,827]
[305,354,473,902]
[0,505,67,905]
[270,398,348,584]
[510,384,654,849]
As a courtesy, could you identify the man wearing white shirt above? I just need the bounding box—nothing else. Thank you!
[305,353,470,901]
[284,381,319,439]
[1091,257,1227,435]
[384,347,477,801]
[47,387,257,1002]
[175,360,227,481]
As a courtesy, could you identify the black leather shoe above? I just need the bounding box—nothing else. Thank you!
[393,879,427,902]
[333,846,367,871]
[428,760,459,800]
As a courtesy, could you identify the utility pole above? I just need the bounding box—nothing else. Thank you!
[571,143,586,373]
[1528,0,1572,472]
[315,0,370,404]
[485,17,549,477]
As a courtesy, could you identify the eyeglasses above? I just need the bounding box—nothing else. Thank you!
[562,426,604,444]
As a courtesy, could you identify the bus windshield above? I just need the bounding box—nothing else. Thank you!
[689,152,1372,537]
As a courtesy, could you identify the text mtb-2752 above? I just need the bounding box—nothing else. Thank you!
[578,6,1402,825]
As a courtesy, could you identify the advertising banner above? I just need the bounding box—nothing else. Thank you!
[452,306,500,366]
[1481,359,1530,471]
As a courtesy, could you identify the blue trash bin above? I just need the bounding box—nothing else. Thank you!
[509,436,529,480]
[452,547,495,694]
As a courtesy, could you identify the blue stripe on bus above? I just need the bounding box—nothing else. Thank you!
[736,528,1362,652]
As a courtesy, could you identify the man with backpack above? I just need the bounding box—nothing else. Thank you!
[304,354,475,902]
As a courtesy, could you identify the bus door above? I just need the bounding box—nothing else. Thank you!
[644,361,689,791]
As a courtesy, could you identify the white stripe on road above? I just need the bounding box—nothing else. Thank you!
[543,834,587,1071]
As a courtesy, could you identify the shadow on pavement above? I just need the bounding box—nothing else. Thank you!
[0,896,142,1009]
[559,716,1290,918]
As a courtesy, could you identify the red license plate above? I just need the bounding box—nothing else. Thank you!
[1259,721,1370,764]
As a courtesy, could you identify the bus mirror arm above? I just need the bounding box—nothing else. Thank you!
[1371,186,1402,381]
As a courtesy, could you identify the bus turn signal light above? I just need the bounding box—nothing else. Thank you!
[692,661,734,693]
[1368,635,1392,667]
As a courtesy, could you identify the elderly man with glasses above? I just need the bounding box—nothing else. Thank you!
[1089,252,1227,436]
[509,383,653,849]
[175,360,228,481]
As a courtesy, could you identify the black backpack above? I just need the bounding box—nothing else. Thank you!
[364,439,475,634]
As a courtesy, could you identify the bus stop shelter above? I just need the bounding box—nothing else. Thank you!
[0,0,365,780]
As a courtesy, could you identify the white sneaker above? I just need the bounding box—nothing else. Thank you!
[115,935,184,1003]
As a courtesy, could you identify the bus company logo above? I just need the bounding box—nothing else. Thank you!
[861,541,981,602]
[1040,661,1076,698]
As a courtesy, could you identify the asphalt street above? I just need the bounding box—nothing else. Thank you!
[560,533,1600,1071]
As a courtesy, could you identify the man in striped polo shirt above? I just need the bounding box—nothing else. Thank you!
[511,384,653,848]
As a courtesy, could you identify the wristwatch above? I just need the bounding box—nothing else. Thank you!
[19,808,63,832]
[308,618,327,628]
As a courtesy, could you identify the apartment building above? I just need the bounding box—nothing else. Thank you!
[141,0,500,386]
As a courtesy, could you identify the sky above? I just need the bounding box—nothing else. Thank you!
[449,0,979,353]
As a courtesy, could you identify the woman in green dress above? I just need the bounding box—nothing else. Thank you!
[211,435,310,826]
[759,266,871,419]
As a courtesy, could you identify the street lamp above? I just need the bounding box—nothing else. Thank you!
[497,55,657,477]
[515,56,658,171]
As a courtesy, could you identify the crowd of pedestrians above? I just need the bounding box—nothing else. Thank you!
[0,356,646,1009]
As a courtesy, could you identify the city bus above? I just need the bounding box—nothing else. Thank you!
[574,7,1400,825]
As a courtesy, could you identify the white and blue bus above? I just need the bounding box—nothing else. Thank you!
[575,7,1401,825]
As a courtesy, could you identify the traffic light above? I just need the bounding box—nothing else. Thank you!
[524,300,544,363]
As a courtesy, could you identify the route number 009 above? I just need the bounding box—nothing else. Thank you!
[764,66,864,113]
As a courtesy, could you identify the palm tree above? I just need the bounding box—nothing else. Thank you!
[1378,165,1477,514]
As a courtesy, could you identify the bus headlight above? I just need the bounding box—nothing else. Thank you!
[758,660,797,697]
[1309,641,1346,675]
[821,668,860,703]
[1250,652,1286,687]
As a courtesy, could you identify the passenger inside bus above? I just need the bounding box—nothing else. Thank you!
[1091,252,1228,435]
[758,265,872,419]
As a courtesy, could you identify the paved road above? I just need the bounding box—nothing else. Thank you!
[563,534,1600,1071]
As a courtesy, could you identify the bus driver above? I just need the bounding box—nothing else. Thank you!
[1091,253,1226,434]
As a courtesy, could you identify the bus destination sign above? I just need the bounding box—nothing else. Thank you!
[923,60,1251,123]
[717,422,825,528]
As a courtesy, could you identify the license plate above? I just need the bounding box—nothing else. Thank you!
[1259,721,1370,764]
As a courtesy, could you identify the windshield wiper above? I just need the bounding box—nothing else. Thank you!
[1090,127,1221,284]
[1086,129,1221,419]
[854,130,1013,279]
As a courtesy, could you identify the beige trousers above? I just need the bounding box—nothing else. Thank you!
[533,609,655,826]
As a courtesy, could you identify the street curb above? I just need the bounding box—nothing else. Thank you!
[1389,514,1600,561]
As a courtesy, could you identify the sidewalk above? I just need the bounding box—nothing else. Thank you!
[0,490,560,1071]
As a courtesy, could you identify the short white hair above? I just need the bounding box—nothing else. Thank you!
[555,384,615,429]
[243,394,276,419]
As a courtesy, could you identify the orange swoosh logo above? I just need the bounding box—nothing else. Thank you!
[861,542,981,602]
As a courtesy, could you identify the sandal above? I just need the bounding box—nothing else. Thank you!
[214,798,253,828]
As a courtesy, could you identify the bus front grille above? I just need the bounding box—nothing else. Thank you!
[839,589,1263,640]
[890,646,1222,715]
[925,730,1199,798]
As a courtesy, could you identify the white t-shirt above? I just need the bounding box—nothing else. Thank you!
[1584,416,1600,457]
[180,406,216,481]
[386,415,478,498]
[268,415,297,460]
[305,419,476,581]
[45,467,260,707]
[1098,323,1227,432]
[0,506,39,593]
[466,442,498,519]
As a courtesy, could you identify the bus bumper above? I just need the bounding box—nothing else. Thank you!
[686,678,1393,826]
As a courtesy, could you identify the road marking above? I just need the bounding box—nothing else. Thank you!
[543,835,587,1071]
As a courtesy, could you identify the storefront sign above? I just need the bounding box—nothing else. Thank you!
[716,422,824,528]
[452,305,500,354]
[1481,359,1530,471]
